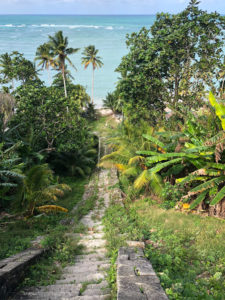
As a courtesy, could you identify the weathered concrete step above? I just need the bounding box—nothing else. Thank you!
[22,294,112,300]
[14,291,80,299]
[93,225,104,232]
[74,295,111,300]
[85,281,108,289]
[75,253,109,264]
[64,263,110,274]
[78,239,106,249]
[70,233,105,240]
[13,284,82,299]
[56,272,105,284]
[82,287,111,296]
[117,247,168,300]
[82,248,107,255]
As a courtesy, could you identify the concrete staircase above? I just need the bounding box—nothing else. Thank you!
[13,169,113,300]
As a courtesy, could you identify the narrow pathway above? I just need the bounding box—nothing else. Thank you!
[14,168,113,300]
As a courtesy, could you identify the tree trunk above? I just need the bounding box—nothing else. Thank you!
[174,74,179,105]
[62,66,67,98]
[47,67,51,86]
[92,66,94,104]
[208,199,225,218]
[221,78,225,99]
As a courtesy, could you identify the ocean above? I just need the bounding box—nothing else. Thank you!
[0,15,156,106]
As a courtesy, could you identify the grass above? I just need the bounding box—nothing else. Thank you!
[103,190,225,300]
[18,173,99,288]
[133,200,225,300]
[0,177,87,260]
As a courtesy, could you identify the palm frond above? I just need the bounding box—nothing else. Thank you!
[128,156,145,165]
[134,170,150,189]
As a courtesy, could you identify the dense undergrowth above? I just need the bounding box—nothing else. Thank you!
[103,196,225,299]
[17,173,98,288]
[0,177,87,260]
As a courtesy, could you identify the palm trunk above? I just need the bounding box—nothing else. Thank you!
[92,66,94,104]
[47,67,51,86]
[62,66,67,98]
[221,78,225,99]
[12,79,14,92]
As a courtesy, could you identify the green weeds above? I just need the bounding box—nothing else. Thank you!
[102,192,225,299]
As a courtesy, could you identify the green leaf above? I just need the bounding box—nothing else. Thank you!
[190,176,225,193]
[190,190,208,209]
[136,150,159,156]
[149,158,183,175]
[211,185,225,206]
[142,134,166,149]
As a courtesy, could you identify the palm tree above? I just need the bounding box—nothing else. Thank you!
[19,164,71,216]
[48,31,79,97]
[35,43,57,85]
[0,53,14,90]
[82,45,103,104]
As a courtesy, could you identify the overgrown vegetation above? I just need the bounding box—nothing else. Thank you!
[103,194,225,299]
[101,1,225,217]
[0,31,102,261]
[0,177,86,260]
[100,2,225,298]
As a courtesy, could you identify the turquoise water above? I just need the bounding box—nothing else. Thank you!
[0,15,155,106]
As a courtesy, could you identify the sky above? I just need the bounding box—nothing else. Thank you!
[0,0,224,15]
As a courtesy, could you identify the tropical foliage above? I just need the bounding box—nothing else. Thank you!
[82,45,103,103]
[114,0,225,123]
[0,31,100,217]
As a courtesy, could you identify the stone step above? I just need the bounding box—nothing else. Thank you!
[21,284,82,293]
[74,295,111,300]
[14,291,79,299]
[63,263,110,274]
[78,239,106,249]
[82,287,111,296]
[14,295,111,300]
[56,272,105,284]
[75,253,108,262]
[81,248,107,255]
[85,281,108,289]
[70,233,105,240]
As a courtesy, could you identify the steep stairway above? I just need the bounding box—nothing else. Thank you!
[13,169,114,300]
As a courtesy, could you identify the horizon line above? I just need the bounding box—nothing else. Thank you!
[0,14,157,16]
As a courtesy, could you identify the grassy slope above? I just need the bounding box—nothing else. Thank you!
[103,195,225,300]
[0,177,87,260]
[99,116,225,300]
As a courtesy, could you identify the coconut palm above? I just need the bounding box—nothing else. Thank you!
[19,164,71,216]
[0,53,14,90]
[35,43,57,85]
[82,45,103,104]
[48,31,79,97]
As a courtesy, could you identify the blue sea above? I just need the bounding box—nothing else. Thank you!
[0,15,156,106]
